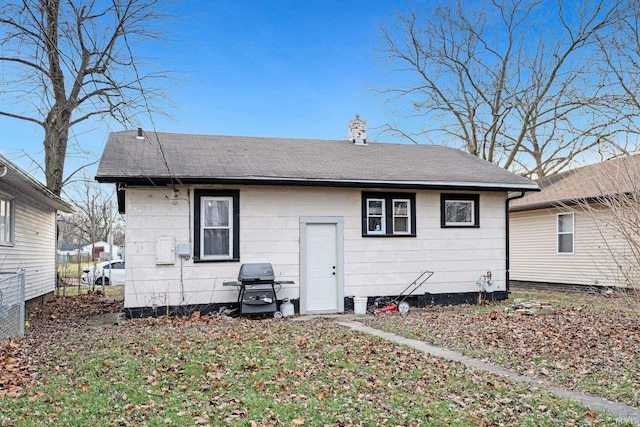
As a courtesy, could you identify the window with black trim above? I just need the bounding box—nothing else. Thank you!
[362,192,416,237]
[0,195,14,244]
[194,190,240,262]
[441,194,480,228]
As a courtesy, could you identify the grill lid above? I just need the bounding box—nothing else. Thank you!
[238,263,275,283]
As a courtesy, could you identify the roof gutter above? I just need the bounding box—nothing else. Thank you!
[96,175,539,193]
[505,191,528,295]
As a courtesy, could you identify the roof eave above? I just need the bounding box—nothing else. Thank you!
[509,196,605,212]
[96,175,540,192]
[0,155,75,213]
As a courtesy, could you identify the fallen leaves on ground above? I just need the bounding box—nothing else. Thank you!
[0,289,636,426]
[0,292,122,398]
[362,290,640,407]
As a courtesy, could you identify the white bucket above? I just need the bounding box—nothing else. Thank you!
[280,299,295,317]
[353,297,368,315]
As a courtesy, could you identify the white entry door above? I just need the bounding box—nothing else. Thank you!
[304,223,339,313]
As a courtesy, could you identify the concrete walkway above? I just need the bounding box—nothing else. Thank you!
[336,319,640,426]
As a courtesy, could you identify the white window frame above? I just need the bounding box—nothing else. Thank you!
[0,195,14,245]
[366,198,386,234]
[444,199,476,226]
[557,212,574,254]
[392,198,411,234]
[200,196,233,260]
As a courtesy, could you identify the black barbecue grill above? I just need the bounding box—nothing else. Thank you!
[223,263,294,317]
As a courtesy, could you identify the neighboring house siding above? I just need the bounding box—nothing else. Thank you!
[0,187,56,301]
[510,206,624,287]
[124,185,507,309]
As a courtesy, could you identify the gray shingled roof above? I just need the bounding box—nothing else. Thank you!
[96,131,538,191]
[511,154,640,211]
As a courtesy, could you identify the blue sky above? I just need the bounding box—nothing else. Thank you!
[0,1,410,185]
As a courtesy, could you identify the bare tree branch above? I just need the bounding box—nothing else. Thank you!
[378,0,631,178]
[0,0,169,195]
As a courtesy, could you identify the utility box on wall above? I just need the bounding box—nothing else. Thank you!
[155,236,175,265]
[176,243,192,260]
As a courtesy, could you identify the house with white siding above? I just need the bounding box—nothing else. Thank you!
[510,154,640,290]
[0,155,74,303]
[80,241,122,260]
[58,241,122,258]
[96,118,538,317]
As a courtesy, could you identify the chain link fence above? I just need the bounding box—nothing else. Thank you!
[0,269,26,343]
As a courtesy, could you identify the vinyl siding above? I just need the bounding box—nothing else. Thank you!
[510,207,625,287]
[124,185,508,309]
[0,184,57,301]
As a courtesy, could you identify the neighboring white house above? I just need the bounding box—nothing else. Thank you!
[96,119,538,317]
[510,154,640,289]
[0,154,74,302]
[80,241,122,260]
[58,241,122,260]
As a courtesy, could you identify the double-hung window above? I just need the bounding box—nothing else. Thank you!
[392,199,411,234]
[557,212,574,254]
[0,195,13,245]
[441,194,480,228]
[362,192,416,237]
[194,190,240,262]
[366,198,385,234]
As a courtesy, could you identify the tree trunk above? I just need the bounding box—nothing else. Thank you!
[43,106,71,196]
[0,0,167,195]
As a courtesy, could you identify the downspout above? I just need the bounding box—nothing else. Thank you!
[505,191,527,296]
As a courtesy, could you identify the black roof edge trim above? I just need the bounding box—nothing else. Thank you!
[96,177,538,193]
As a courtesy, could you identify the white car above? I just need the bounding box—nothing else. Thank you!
[81,260,125,286]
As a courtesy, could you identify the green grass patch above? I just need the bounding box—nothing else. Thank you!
[0,317,632,426]
[55,284,124,298]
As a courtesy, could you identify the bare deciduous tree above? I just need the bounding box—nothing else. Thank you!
[58,179,123,250]
[596,1,640,139]
[379,0,629,179]
[0,0,167,195]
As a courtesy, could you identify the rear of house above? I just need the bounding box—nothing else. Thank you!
[96,121,537,316]
[0,155,74,303]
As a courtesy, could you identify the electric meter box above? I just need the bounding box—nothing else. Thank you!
[155,236,175,265]
[176,243,192,258]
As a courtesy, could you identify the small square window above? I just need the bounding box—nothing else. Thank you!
[445,200,474,225]
[441,194,480,228]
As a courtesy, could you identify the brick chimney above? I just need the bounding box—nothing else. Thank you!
[348,114,366,145]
